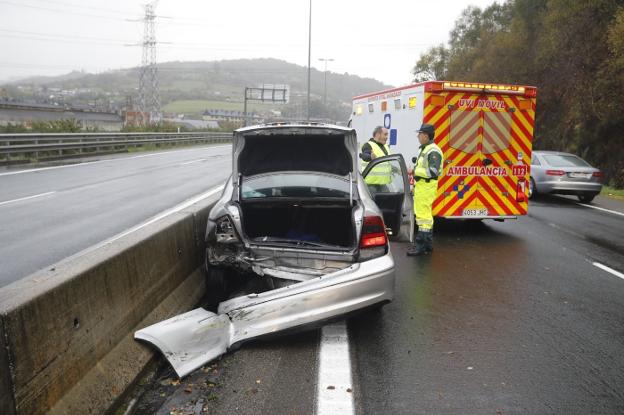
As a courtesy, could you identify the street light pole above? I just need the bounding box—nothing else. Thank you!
[318,58,334,110]
[307,0,311,121]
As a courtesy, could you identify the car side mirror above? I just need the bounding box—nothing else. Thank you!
[411,156,417,163]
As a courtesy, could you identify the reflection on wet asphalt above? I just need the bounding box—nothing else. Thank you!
[351,200,624,414]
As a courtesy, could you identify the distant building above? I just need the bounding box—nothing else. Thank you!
[164,118,219,130]
[123,111,151,127]
[0,102,123,131]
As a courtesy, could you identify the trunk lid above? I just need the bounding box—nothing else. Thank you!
[232,124,358,179]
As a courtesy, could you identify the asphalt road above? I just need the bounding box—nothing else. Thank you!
[127,194,624,415]
[0,145,232,287]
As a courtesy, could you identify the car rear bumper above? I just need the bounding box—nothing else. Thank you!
[539,180,602,194]
[219,253,395,344]
[135,253,395,378]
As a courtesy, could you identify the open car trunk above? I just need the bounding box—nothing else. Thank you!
[240,200,356,249]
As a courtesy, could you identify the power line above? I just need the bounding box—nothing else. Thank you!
[0,29,131,44]
[21,0,139,17]
[0,0,138,21]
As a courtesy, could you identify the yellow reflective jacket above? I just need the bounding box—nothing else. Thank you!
[414,142,443,180]
[361,141,392,185]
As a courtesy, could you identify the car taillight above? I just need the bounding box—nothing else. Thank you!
[214,215,240,243]
[546,170,565,176]
[360,216,387,248]
[592,171,604,179]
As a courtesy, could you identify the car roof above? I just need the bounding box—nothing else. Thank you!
[533,150,579,156]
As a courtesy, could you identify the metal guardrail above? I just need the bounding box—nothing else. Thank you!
[0,132,233,162]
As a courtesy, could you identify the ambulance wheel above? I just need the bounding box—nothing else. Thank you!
[529,177,537,199]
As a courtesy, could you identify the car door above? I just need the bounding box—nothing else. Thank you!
[362,154,414,242]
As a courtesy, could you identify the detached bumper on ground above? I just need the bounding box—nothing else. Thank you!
[135,254,395,377]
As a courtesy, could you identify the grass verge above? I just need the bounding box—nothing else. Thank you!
[601,186,624,201]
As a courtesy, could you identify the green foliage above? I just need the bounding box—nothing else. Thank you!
[0,119,83,133]
[121,122,188,133]
[412,0,624,188]
[0,123,29,133]
[412,45,449,81]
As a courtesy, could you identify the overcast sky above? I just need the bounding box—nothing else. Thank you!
[0,0,498,86]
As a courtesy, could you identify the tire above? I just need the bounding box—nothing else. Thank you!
[528,177,537,200]
[205,264,228,291]
[578,193,596,203]
[204,263,233,306]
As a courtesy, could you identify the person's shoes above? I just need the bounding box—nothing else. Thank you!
[406,243,431,256]
[406,245,429,256]
[424,232,434,253]
[406,231,432,256]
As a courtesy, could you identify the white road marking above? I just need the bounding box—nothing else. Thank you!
[93,185,224,247]
[577,203,624,218]
[0,145,231,177]
[0,191,56,207]
[317,321,354,415]
[0,161,101,176]
[179,158,207,166]
[593,262,624,280]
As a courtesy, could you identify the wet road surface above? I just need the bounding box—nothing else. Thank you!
[126,194,624,414]
[0,145,231,287]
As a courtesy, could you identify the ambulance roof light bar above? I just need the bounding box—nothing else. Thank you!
[442,81,534,96]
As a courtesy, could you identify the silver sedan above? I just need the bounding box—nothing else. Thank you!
[530,151,603,203]
[135,123,414,377]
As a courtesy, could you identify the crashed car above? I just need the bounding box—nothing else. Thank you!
[135,123,413,377]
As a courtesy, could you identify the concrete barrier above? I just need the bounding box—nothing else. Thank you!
[0,196,219,414]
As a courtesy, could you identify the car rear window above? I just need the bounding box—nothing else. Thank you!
[543,155,590,167]
[242,173,352,199]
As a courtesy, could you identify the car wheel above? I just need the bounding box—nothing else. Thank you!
[528,177,537,199]
[204,263,233,306]
[578,193,596,203]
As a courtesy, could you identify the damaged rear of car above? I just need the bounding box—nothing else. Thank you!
[136,124,413,377]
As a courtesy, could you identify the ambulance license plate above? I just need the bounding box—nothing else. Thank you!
[462,208,489,217]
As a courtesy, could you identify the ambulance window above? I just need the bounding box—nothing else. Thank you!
[408,96,417,109]
[368,103,374,113]
[394,99,401,110]
[356,105,363,115]
[482,111,512,154]
[449,110,479,154]
[381,101,387,111]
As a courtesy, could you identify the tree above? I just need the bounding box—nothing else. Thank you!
[412,45,449,81]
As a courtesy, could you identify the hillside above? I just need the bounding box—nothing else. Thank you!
[3,58,391,121]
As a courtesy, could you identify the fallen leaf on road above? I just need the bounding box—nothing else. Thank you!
[256,379,261,384]
[184,386,193,394]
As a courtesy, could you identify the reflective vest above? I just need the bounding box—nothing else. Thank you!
[361,141,392,185]
[413,142,443,180]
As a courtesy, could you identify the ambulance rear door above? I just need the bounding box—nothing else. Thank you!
[443,96,482,217]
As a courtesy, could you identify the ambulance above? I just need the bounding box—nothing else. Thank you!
[350,81,538,220]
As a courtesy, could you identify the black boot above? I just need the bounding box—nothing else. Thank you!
[406,231,429,256]
[424,231,434,253]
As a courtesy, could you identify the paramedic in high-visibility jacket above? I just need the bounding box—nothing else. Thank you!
[360,126,392,192]
[407,123,444,256]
